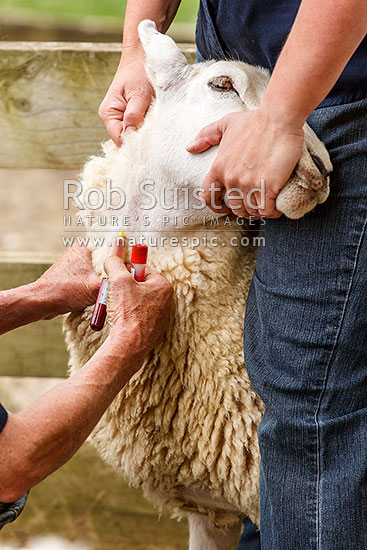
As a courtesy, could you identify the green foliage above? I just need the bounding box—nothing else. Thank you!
[0,0,199,24]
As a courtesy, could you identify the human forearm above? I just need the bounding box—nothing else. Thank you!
[121,0,181,56]
[0,246,101,336]
[0,247,100,335]
[0,332,144,502]
[0,281,56,335]
[260,0,367,128]
[0,245,173,502]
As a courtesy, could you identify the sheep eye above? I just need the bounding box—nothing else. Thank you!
[208,76,233,92]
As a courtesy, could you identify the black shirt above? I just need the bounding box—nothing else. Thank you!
[0,403,29,530]
[196,0,367,107]
[0,404,7,433]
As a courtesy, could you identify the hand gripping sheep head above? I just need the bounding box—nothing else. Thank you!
[64,21,333,550]
[137,20,332,221]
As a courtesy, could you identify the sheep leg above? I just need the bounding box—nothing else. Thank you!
[188,513,242,550]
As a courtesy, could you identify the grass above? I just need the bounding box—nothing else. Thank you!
[0,0,199,24]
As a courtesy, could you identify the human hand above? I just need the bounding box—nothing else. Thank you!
[32,245,101,318]
[104,241,173,360]
[186,107,305,218]
[98,49,154,147]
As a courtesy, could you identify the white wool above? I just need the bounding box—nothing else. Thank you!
[64,20,332,546]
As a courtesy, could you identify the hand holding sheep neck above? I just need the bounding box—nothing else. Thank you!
[187,108,305,219]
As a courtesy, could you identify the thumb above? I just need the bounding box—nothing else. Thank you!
[186,119,226,153]
[109,237,126,260]
[104,239,129,278]
[104,255,130,281]
[123,93,151,131]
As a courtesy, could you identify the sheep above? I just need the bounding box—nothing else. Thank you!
[64,20,332,550]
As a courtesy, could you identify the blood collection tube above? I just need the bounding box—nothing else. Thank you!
[130,245,148,282]
[90,276,109,331]
[90,232,126,331]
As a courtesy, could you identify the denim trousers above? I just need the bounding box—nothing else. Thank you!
[244,98,367,549]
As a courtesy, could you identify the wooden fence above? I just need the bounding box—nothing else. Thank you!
[0,41,196,378]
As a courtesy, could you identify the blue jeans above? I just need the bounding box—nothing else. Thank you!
[244,98,367,549]
[238,517,261,549]
[198,46,262,549]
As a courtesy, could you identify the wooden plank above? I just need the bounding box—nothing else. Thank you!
[0,41,197,170]
[0,318,68,378]
[0,252,69,378]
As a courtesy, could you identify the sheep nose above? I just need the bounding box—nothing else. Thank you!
[311,154,331,180]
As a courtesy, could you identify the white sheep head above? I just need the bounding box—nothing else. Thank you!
[136,19,332,221]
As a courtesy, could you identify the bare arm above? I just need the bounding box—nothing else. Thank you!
[122,0,181,50]
[0,283,51,335]
[261,0,367,127]
[0,334,141,502]
[0,246,100,336]
[187,0,367,217]
[0,248,173,502]
[99,0,181,145]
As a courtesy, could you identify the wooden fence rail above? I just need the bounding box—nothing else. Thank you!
[0,41,196,169]
[0,42,196,377]
[0,252,68,377]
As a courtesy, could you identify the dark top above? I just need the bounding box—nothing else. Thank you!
[0,403,29,530]
[0,404,7,433]
[196,0,367,107]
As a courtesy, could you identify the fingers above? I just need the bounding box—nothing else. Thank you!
[142,266,156,281]
[104,236,130,278]
[241,187,261,218]
[88,271,103,295]
[143,267,167,285]
[99,98,125,147]
[122,93,151,132]
[99,90,127,147]
[100,91,152,146]
[225,188,247,217]
[104,255,130,279]
[258,197,283,218]
[104,251,131,282]
[200,165,283,218]
[200,173,230,214]
[105,244,171,293]
[139,266,172,292]
[136,267,174,305]
[144,268,174,311]
[109,238,126,259]
[105,118,124,147]
[258,190,283,218]
[186,119,225,153]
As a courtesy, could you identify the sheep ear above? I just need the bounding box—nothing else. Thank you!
[138,19,190,89]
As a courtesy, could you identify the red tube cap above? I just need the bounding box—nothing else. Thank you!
[131,244,148,264]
